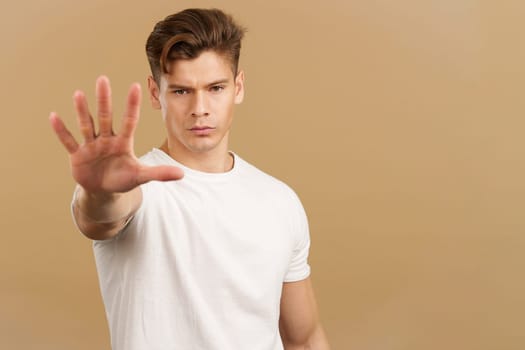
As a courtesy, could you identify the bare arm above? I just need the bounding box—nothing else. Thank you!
[71,186,142,240]
[279,277,331,350]
[50,76,183,240]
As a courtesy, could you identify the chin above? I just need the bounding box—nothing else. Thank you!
[186,141,219,154]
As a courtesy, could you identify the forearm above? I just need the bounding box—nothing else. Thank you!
[72,185,142,240]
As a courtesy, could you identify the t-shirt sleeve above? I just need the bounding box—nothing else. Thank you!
[283,192,312,282]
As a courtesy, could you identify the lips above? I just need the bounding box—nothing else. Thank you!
[190,126,214,131]
[189,126,215,136]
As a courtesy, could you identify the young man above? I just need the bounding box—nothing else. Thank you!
[49,8,330,350]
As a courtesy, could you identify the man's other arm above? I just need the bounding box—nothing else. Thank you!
[279,277,331,350]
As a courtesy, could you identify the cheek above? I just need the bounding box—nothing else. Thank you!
[212,92,236,112]
[163,99,187,121]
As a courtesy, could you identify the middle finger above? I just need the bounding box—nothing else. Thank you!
[96,75,114,137]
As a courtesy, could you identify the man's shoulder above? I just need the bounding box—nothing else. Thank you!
[236,155,301,201]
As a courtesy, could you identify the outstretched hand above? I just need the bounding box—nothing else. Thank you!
[49,76,183,194]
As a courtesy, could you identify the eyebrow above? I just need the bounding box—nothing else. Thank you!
[167,78,230,90]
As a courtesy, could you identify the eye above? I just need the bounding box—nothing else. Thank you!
[210,85,225,92]
[172,89,188,95]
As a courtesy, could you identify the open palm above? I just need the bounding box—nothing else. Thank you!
[50,76,183,194]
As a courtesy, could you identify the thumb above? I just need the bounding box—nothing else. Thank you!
[137,165,184,185]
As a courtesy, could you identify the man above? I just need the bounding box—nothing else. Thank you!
[49,8,330,350]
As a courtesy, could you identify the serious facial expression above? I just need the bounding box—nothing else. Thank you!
[149,50,244,156]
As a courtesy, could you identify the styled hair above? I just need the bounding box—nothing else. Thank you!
[146,8,246,85]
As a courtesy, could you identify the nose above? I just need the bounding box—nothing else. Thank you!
[191,91,209,117]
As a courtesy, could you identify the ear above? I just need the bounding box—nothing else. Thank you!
[147,75,161,110]
[234,70,245,105]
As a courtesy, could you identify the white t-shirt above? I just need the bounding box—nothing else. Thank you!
[91,149,311,350]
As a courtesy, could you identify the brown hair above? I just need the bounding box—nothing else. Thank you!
[146,8,246,85]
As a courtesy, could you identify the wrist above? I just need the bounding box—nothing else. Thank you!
[73,186,129,224]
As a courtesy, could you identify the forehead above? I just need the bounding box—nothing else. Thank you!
[161,51,234,86]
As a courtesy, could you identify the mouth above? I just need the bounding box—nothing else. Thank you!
[190,125,214,130]
[189,126,215,136]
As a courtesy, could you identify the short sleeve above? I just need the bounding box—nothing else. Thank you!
[283,193,311,282]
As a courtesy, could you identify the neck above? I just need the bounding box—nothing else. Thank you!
[159,140,234,173]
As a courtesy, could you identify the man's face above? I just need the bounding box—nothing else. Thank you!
[148,50,244,156]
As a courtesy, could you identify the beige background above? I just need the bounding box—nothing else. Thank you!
[1,0,524,349]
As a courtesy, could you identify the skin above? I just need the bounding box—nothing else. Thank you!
[49,50,330,349]
[148,50,245,173]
